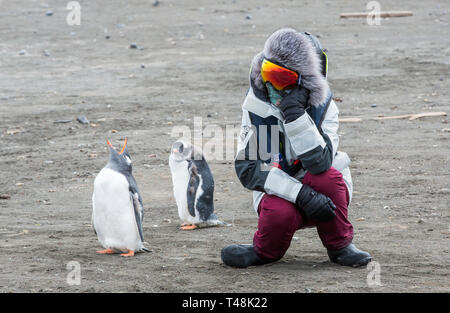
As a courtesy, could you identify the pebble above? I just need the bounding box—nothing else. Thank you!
[46,10,53,16]
[152,0,160,6]
[130,43,138,49]
[246,15,252,20]
[43,50,50,57]
[18,49,27,55]
[54,119,72,124]
[77,116,90,124]
[7,129,23,135]
[0,194,11,200]
[370,103,377,108]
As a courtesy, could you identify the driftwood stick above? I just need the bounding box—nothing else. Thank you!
[374,112,447,120]
[340,112,446,122]
[340,11,413,18]
[408,112,447,120]
[373,114,412,120]
[339,117,363,123]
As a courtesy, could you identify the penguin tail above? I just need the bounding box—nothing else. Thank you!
[139,243,151,253]
[203,214,231,227]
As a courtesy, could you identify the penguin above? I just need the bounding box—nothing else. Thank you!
[92,138,149,256]
[169,140,224,230]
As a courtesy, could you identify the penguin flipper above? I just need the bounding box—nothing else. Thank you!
[186,162,200,218]
[91,195,97,235]
[130,190,145,243]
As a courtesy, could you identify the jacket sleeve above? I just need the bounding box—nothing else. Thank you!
[283,100,339,174]
[234,109,303,203]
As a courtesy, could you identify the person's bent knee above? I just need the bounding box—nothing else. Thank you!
[258,195,299,229]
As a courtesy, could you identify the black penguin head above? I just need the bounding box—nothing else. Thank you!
[106,138,132,173]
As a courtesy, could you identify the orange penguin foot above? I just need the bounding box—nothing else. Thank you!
[180,224,198,230]
[96,249,115,254]
[120,249,135,257]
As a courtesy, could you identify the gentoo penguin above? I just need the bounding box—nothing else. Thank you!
[92,138,149,256]
[169,140,224,230]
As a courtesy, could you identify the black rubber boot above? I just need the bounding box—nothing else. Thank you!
[221,244,268,268]
[327,243,372,267]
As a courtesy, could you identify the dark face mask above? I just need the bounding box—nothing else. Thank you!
[265,82,293,106]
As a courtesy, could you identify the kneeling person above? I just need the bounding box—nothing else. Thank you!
[221,28,371,268]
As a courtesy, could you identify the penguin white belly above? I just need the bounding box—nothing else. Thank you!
[170,160,201,225]
[92,168,142,251]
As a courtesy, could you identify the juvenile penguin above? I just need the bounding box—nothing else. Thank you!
[92,138,148,256]
[169,140,224,230]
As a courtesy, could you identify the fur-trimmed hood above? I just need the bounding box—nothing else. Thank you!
[250,28,330,108]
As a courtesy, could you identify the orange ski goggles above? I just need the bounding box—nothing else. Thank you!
[261,58,300,91]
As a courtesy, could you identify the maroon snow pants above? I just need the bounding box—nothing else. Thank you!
[253,167,353,261]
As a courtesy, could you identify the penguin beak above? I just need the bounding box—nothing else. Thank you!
[106,138,128,154]
[119,137,128,155]
[106,139,114,149]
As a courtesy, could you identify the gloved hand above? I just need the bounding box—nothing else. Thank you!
[296,184,336,221]
[279,86,309,123]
